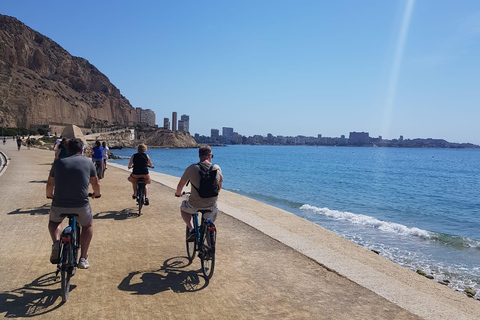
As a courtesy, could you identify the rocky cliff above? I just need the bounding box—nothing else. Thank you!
[0,14,137,129]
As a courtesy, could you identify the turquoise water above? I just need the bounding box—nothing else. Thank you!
[111,145,480,296]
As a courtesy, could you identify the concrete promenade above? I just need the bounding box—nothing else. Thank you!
[0,140,479,319]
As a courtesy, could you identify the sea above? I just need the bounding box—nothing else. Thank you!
[111,145,480,297]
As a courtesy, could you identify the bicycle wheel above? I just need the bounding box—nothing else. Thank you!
[200,225,216,279]
[137,188,144,215]
[60,243,73,302]
[186,226,196,261]
[74,223,81,265]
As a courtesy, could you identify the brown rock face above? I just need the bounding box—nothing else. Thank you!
[0,14,137,129]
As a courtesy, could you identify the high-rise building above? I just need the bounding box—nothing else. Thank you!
[163,118,170,130]
[222,127,234,143]
[172,112,177,131]
[135,108,156,126]
[178,120,185,132]
[180,114,190,133]
[211,129,219,142]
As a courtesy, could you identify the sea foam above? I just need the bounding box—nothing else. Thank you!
[300,204,432,239]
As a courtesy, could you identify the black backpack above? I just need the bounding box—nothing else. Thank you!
[192,163,219,198]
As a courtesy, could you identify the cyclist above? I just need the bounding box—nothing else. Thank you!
[175,145,223,241]
[16,136,22,151]
[127,144,154,205]
[54,137,69,160]
[46,138,100,269]
[102,141,110,170]
[91,140,104,178]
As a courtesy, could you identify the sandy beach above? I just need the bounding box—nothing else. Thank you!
[0,141,479,319]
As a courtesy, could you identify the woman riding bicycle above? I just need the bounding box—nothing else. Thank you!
[127,144,154,205]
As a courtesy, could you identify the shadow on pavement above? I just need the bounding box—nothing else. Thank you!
[118,256,208,295]
[93,209,136,220]
[0,272,65,317]
[29,180,47,184]
[8,204,50,216]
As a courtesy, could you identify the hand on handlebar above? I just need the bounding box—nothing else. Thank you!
[88,193,101,199]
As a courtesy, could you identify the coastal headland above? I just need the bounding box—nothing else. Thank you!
[0,141,479,319]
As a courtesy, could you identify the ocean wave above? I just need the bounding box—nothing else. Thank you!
[300,204,432,239]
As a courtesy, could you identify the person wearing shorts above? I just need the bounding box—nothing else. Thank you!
[46,138,101,269]
[175,145,223,240]
[91,140,104,177]
[127,144,154,205]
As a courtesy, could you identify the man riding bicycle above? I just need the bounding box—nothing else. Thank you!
[91,140,104,178]
[175,145,223,241]
[46,138,101,269]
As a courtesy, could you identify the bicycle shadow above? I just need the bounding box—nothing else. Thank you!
[118,256,208,295]
[8,204,50,216]
[0,272,68,317]
[93,209,136,220]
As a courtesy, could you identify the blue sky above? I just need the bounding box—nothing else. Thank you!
[2,0,480,143]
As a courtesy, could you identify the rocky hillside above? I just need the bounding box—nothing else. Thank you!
[89,129,198,149]
[0,14,137,129]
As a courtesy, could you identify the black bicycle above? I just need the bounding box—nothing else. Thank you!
[94,160,104,179]
[136,178,146,215]
[56,213,80,302]
[183,193,217,279]
[48,193,100,302]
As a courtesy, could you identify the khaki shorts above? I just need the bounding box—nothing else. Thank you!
[49,204,93,227]
[180,200,217,222]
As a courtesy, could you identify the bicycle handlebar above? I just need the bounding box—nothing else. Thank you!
[88,193,101,198]
[47,194,101,199]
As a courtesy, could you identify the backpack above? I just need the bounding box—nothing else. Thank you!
[192,163,219,198]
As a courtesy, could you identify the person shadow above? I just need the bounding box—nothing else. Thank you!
[7,204,51,216]
[93,209,134,220]
[118,256,208,295]
[0,272,66,317]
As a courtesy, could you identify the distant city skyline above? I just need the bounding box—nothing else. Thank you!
[3,1,479,144]
[193,126,478,147]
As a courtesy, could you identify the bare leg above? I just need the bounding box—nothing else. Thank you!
[48,220,62,243]
[80,223,93,259]
[181,211,194,229]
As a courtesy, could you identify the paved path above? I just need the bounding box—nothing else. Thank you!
[0,140,478,319]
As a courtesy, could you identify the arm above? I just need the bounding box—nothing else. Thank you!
[90,176,101,198]
[46,176,55,198]
[175,178,188,197]
[147,155,154,168]
[54,147,60,160]
[128,155,134,169]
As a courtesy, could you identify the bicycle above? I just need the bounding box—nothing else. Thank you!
[48,193,100,302]
[182,192,217,279]
[94,160,104,179]
[136,178,146,215]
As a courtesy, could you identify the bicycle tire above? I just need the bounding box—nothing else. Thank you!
[137,187,144,215]
[186,226,196,261]
[200,225,216,279]
[60,243,72,302]
[74,223,81,265]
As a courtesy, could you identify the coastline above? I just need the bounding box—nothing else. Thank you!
[0,142,478,319]
[110,162,480,319]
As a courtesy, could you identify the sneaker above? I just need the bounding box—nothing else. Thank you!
[132,194,136,200]
[186,229,196,242]
[50,241,60,264]
[78,257,90,269]
[144,198,149,206]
